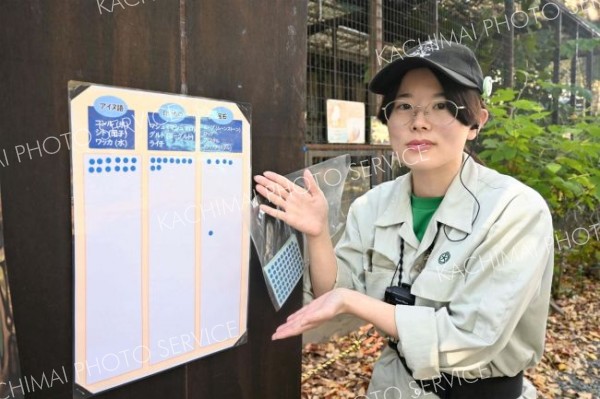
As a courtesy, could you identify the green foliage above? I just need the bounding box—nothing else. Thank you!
[479,82,600,294]
[561,38,600,59]
[480,86,600,218]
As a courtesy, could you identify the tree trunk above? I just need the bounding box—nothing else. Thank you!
[504,0,515,87]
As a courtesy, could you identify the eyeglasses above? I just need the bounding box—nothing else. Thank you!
[382,99,466,126]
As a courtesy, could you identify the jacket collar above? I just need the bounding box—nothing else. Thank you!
[375,154,479,235]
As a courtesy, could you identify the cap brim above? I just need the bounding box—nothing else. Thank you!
[369,57,480,95]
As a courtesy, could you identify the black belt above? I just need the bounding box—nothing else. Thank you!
[388,340,523,399]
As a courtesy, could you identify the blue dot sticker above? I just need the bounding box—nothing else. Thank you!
[207,159,211,164]
[88,167,94,173]
[157,165,162,171]
[210,106,234,125]
[177,159,181,164]
[228,160,233,165]
[170,158,174,163]
[96,167,102,173]
[123,166,129,172]
[208,230,214,236]
[151,157,155,163]
[131,165,136,172]
[162,157,167,163]
[216,160,220,165]
[132,157,137,163]
[105,166,111,172]
[150,165,155,171]
[116,157,121,163]
[97,159,103,165]
[116,166,121,172]
[188,158,193,164]
[106,158,111,163]
[123,158,129,163]
[156,158,161,163]
[90,159,95,165]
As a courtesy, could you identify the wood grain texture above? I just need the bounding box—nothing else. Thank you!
[0,0,306,398]
[184,1,307,398]
[1,1,183,398]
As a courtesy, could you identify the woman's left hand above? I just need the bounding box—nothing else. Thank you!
[272,288,350,340]
[254,169,329,238]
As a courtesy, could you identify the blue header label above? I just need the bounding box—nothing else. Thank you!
[209,106,234,125]
[200,118,242,153]
[158,103,186,123]
[148,113,195,151]
[93,96,128,118]
[88,106,135,149]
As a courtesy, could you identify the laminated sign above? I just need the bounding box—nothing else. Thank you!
[69,82,251,396]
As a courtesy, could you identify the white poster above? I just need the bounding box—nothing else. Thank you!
[69,82,251,395]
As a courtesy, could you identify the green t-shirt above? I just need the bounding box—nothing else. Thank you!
[411,194,444,242]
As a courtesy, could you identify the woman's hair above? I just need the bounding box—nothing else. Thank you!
[376,67,486,164]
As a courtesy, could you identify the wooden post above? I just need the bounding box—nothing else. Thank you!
[570,26,579,109]
[0,1,307,398]
[552,13,562,124]
[368,0,383,143]
[503,0,515,88]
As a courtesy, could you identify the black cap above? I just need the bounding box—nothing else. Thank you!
[369,40,484,95]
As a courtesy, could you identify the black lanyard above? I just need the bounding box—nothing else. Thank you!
[391,227,439,287]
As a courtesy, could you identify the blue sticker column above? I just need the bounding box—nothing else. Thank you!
[199,156,243,344]
[83,154,142,383]
[148,155,197,363]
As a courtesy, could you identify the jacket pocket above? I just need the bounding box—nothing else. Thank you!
[361,248,397,300]
[411,268,462,303]
[364,269,395,300]
[368,247,397,272]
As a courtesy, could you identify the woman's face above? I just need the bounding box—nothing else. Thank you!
[387,67,478,172]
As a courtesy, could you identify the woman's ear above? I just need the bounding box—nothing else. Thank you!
[467,128,478,141]
[468,108,489,140]
[477,108,490,133]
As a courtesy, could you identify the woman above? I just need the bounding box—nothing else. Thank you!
[254,40,554,399]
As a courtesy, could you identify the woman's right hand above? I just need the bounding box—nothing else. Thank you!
[253,169,329,238]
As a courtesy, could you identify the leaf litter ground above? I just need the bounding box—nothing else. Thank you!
[302,276,599,399]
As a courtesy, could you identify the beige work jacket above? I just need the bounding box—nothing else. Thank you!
[334,155,554,399]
